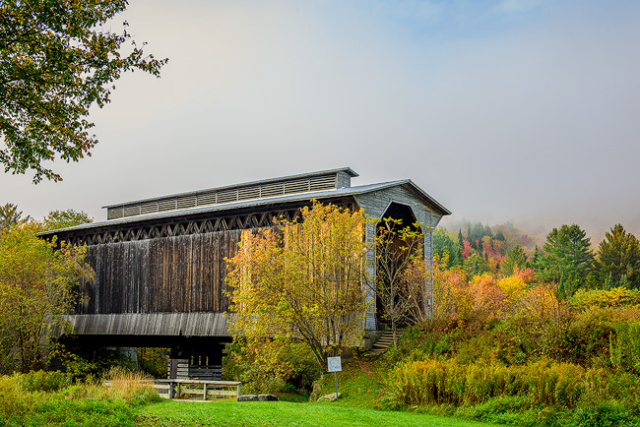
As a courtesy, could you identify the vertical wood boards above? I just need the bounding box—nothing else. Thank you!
[76,230,242,315]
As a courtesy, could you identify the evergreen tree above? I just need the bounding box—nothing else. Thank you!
[433,228,462,266]
[595,224,640,289]
[0,203,30,231]
[532,246,544,270]
[463,252,490,276]
[500,245,530,276]
[538,224,593,297]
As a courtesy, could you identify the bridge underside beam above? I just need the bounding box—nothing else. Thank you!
[60,313,231,338]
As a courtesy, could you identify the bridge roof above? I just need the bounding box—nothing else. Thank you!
[101,167,359,209]
[40,179,450,237]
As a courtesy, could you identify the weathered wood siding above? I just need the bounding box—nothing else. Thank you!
[77,230,241,314]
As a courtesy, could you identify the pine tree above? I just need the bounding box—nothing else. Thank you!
[0,204,30,231]
[539,224,593,291]
[500,245,530,276]
[595,224,640,289]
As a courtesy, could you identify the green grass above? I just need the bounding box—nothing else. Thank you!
[0,370,160,427]
[136,400,504,427]
[134,358,501,427]
[311,360,383,408]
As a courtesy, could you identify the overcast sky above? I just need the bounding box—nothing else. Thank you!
[2,0,640,242]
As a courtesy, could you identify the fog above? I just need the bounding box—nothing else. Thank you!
[2,0,639,242]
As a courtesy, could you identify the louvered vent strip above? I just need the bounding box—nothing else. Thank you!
[140,202,157,214]
[107,207,124,220]
[261,182,284,197]
[197,192,217,206]
[177,195,196,209]
[157,199,176,212]
[124,205,141,217]
[105,171,343,220]
[217,189,237,203]
[309,174,336,190]
[284,179,310,194]
[238,187,260,200]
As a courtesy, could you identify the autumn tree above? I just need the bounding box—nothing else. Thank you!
[43,209,93,231]
[226,202,368,369]
[0,203,29,231]
[1,0,167,182]
[0,223,92,372]
[595,224,640,289]
[371,218,427,347]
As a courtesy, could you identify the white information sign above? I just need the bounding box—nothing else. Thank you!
[327,356,342,373]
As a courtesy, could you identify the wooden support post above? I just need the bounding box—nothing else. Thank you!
[203,383,208,401]
[169,381,175,399]
[176,382,181,399]
[237,383,241,398]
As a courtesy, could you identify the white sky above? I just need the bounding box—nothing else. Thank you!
[2,0,640,242]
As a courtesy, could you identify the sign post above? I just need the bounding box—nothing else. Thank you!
[327,356,342,400]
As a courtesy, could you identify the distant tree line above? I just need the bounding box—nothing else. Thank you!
[434,221,640,299]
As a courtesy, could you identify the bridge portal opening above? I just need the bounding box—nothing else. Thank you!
[375,202,423,329]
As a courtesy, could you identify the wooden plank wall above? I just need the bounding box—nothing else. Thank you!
[77,230,242,314]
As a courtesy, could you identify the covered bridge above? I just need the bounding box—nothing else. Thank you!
[41,168,450,364]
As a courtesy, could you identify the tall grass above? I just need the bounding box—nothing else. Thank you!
[104,366,159,404]
[379,358,628,409]
[0,369,159,427]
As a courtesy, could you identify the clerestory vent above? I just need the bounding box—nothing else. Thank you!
[104,168,357,220]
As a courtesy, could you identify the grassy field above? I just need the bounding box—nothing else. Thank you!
[136,400,504,427]
[135,358,503,427]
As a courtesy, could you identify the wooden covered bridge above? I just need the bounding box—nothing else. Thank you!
[41,168,450,369]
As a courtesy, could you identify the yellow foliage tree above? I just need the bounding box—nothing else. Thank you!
[226,201,368,369]
[0,224,92,372]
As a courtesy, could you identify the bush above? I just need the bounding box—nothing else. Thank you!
[137,347,169,378]
[571,288,640,310]
[52,345,138,382]
[223,338,321,395]
[17,370,70,392]
[281,342,322,393]
[0,374,35,419]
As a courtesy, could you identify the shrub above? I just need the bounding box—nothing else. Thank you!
[0,374,35,419]
[137,347,169,378]
[52,345,138,382]
[223,338,321,395]
[571,288,640,310]
[17,370,70,392]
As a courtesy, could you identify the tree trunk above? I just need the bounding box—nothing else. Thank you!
[392,319,397,348]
